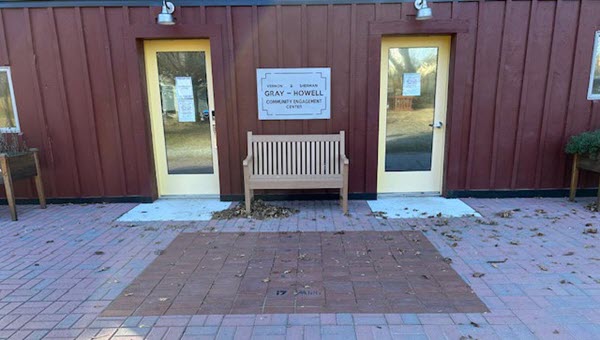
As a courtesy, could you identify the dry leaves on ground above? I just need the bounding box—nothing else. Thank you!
[212,200,299,220]
[496,210,514,218]
[368,211,388,219]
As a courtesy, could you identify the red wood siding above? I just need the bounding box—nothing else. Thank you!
[0,1,599,199]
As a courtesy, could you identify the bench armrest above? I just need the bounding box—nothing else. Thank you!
[243,154,253,167]
[340,154,349,166]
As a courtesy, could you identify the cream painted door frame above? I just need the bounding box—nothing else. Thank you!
[377,35,450,194]
[144,39,220,196]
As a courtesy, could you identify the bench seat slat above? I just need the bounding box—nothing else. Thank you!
[248,176,344,190]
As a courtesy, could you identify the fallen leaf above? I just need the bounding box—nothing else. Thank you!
[261,278,271,283]
[496,211,513,218]
[487,258,508,264]
[470,321,480,328]
[563,251,575,256]
[94,251,105,255]
[472,272,485,278]
[368,211,388,219]
[538,264,548,271]
[158,297,168,302]
[583,228,598,234]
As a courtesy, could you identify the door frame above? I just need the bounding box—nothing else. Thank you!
[125,24,230,200]
[144,39,220,196]
[377,35,451,194]
[366,20,471,196]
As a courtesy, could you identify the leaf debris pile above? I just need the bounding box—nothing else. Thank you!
[585,202,599,212]
[212,200,299,220]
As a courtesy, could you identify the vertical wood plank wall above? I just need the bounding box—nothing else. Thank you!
[0,1,599,198]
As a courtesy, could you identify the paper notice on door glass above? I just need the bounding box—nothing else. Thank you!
[175,76,196,122]
[402,73,421,96]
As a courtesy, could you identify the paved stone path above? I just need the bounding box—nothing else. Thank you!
[0,198,598,339]
[104,231,486,316]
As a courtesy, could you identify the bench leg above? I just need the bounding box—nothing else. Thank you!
[5,182,17,221]
[341,186,348,215]
[244,184,252,214]
[569,154,579,202]
[1,161,17,221]
[33,151,46,209]
[342,180,349,215]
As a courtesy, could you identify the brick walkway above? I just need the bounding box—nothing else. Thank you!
[0,198,598,339]
[103,231,486,316]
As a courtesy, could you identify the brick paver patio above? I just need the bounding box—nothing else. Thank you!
[104,231,486,316]
[0,198,599,339]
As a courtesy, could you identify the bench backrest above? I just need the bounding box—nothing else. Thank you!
[247,131,345,176]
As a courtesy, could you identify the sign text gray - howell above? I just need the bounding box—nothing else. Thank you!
[256,68,331,120]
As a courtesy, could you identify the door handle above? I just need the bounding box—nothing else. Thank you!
[429,121,443,129]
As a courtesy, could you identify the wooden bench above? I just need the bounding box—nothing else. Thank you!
[243,131,349,214]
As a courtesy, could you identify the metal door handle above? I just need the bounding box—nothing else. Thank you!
[429,121,443,129]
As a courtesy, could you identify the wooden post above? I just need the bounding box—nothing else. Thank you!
[569,154,579,202]
[32,149,46,209]
[0,155,17,221]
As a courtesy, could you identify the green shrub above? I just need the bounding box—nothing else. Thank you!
[565,129,600,158]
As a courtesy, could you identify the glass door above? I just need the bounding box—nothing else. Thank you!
[377,36,450,193]
[144,40,219,195]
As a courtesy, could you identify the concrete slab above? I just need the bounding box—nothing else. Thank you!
[117,198,232,222]
[367,197,481,218]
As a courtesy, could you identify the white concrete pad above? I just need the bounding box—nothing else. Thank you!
[367,197,480,218]
[117,198,232,222]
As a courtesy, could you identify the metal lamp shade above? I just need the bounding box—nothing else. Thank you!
[157,12,175,25]
[414,0,433,20]
[157,1,176,25]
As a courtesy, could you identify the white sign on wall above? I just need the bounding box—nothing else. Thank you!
[175,76,196,122]
[402,73,421,96]
[256,68,330,120]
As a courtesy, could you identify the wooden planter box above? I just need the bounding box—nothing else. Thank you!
[0,149,46,221]
[569,154,600,206]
